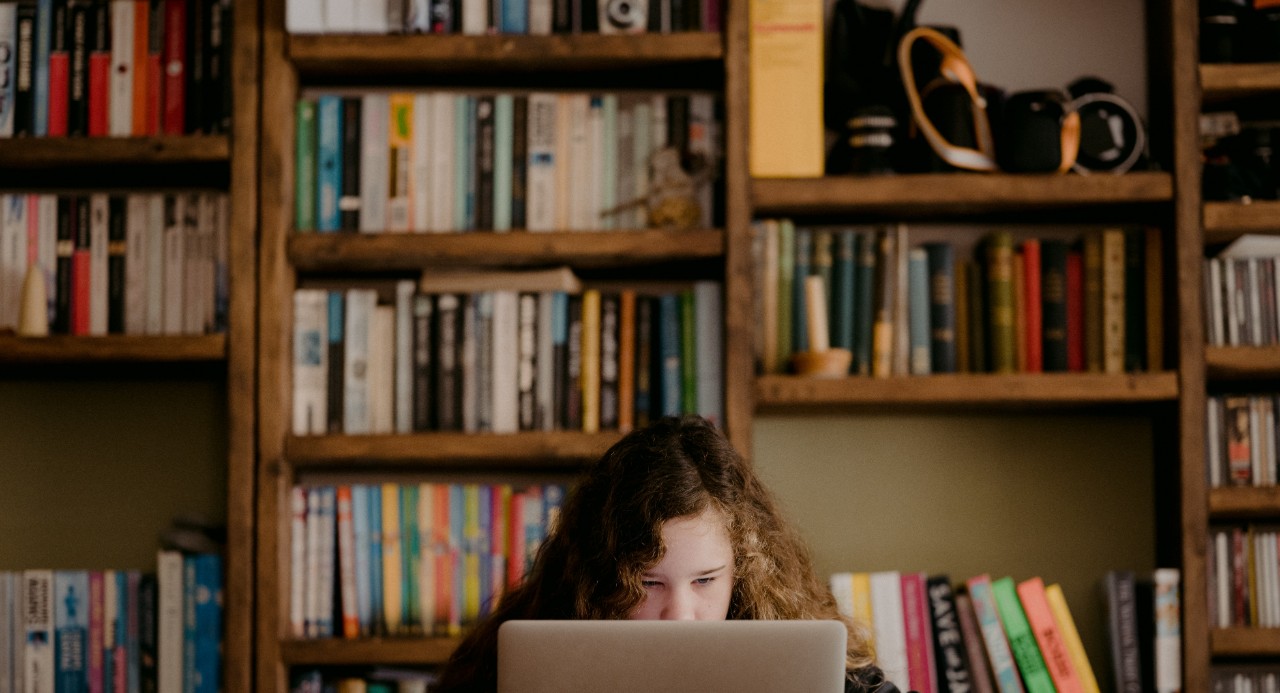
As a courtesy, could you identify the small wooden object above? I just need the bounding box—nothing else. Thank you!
[790,275,852,377]
[17,266,48,337]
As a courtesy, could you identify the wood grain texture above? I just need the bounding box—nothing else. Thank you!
[1212,628,1280,656]
[1203,201,1280,244]
[1205,346,1280,380]
[722,0,754,459]
[0,136,229,166]
[0,335,226,362]
[280,637,462,665]
[1200,62,1280,101]
[286,431,621,468]
[1209,487,1280,519]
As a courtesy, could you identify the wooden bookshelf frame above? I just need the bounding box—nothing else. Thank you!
[0,334,227,362]
[0,136,230,167]
[280,637,462,666]
[286,431,621,468]
[1199,62,1280,101]
[1203,201,1280,244]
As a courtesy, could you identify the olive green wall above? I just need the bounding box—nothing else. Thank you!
[754,413,1156,683]
[0,377,228,571]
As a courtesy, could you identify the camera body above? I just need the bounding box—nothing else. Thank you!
[598,0,648,34]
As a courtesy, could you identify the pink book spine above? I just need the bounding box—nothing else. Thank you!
[901,571,937,693]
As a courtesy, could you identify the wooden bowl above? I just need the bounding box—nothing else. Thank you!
[790,349,853,377]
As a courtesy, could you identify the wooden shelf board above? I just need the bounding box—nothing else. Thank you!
[287,33,723,74]
[1203,202,1280,244]
[0,334,227,363]
[1200,63,1280,101]
[754,372,1179,408]
[1210,487,1280,519]
[280,637,461,666]
[287,431,623,468]
[1213,627,1280,657]
[1205,346,1280,380]
[288,229,725,271]
[0,136,230,167]
[750,172,1173,216]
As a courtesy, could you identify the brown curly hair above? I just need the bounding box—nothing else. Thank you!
[433,415,882,693]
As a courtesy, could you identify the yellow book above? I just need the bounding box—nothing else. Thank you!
[1101,228,1126,374]
[387,93,415,232]
[488,484,512,614]
[380,482,403,634]
[581,289,601,433]
[1044,583,1101,693]
[464,484,482,624]
[850,572,875,644]
[748,0,824,177]
[416,482,436,635]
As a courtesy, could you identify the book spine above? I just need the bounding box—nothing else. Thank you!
[88,193,108,335]
[869,571,908,688]
[617,289,636,432]
[339,96,362,231]
[1100,229,1126,374]
[53,571,88,693]
[71,195,90,335]
[400,485,421,632]
[0,4,17,136]
[1016,577,1084,693]
[633,294,652,427]
[45,0,69,136]
[1123,228,1146,372]
[181,0,202,133]
[924,242,956,373]
[435,293,461,431]
[1153,569,1180,693]
[386,93,415,232]
[517,292,539,431]
[474,95,496,230]
[955,590,997,693]
[342,288,375,434]
[359,93,389,233]
[1047,240,1074,372]
[107,196,126,333]
[564,293,583,429]
[908,247,931,375]
[65,0,86,135]
[315,95,342,232]
[598,291,619,430]
[86,0,108,136]
[395,280,415,434]
[535,291,556,430]
[159,0,183,133]
[191,556,220,693]
[580,288,601,433]
[1022,239,1043,373]
[791,226,811,353]
[693,281,723,425]
[678,289,696,414]
[490,291,520,433]
[984,232,1015,373]
[901,572,937,693]
[1043,584,1101,693]
[295,99,318,232]
[325,291,345,433]
[1144,227,1163,370]
[335,486,359,638]
[154,552,182,693]
[775,219,794,368]
[1104,570,1142,693]
[926,576,973,693]
[89,572,106,693]
[990,576,1054,693]
[412,293,435,431]
[13,2,36,137]
[965,575,1025,693]
[510,95,528,229]
[871,227,895,377]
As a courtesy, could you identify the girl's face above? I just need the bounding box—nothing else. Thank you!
[628,508,735,621]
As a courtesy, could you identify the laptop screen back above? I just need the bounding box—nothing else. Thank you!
[496,620,848,693]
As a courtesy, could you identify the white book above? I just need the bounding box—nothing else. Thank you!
[394,279,415,434]
[343,288,377,434]
[553,93,574,231]
[525,93,558,232]
[1248,257,1263,347]
[1207,396,1223,488]
[304,487,322,637]
[352,0,389,32]
[828,572,854,618]
[694,281,724,427]
[21,570,53,693]
[161,195,185,335]
[599,94,617,230]
[411,93,432,232]
[293,289,329,435]
[613,95,636,231]
[428,93,456,233]
[1153,568,1181,693]
[0,4,13,137]
[89,194,109,335]
[517,292,537,430]
[535,292,555,431]
[0,572,12,693]
[288,486,308,638]
[585,96,604,231]
[124,195,149,334]
[492,93,513,232]
[1225,257,1239,346]
[108,0,134,136]
[868,571,907,689]
[360,93,390,233]
[631,97,651,229]
[368,304,396,434]
[415,483,436,631]
[491,290,520,433]
[1,195,27,330]
[286,0,326,33]
[323,0,356,32]
[462,293,481,432]
[1251,398,1263,485]
[181,193,202,334]
[36,195,56,329]
[316,487,336,637]
[1216,529,1230,628]
[405,0,430,31]
[145,195,165,335]
[566,94,590,231]
[461,0,487,35]
[155,552,183,693]
[527,0,551,34]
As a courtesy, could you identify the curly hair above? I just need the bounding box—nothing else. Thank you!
[433,415,881,693]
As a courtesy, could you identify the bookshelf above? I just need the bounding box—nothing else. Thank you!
[254,3,750,692]
[0,2,259,693]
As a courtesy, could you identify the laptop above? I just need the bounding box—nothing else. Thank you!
[496,619,848,693]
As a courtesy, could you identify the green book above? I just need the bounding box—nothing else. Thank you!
[984,231,1016,373]
[680,289,698,415]
[777,219,795,367]
[294,99,317,232]
[399,484,420,631]
[852,231,875,375]
[991,576,1057,693]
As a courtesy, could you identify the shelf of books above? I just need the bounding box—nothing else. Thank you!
[288,229,725,272]
[1204,202,1280,244]
[287,33,724,74]
[0,334,227,363]
[750,172,1174,216]
[1200,63,1280,101]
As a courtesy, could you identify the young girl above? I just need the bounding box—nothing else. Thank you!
[433,415,901,693]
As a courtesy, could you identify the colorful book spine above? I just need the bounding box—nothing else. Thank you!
[990,576,1054,693]
[1044,583,1100,693]
[900,571,937,693]
[965,575,1025,693]
[908,247,931,376]
[984,232,1016,373]
[924,242,956,374]
[1016,576,1084,693]
[295,99,318,232]
[925,575,973,693]
[1041,239,1070,372]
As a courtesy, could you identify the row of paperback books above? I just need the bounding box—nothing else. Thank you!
[0,552,222,693]
[827,570,1181,693]
[0,192,229,336]
[1207,394,1280,489]
[1214,667,1280,693]
[1204,236,1280,348]
[289,482,567,639]
[753,221,1164,377]
[0,0,232,139]
[294,90,721,234]
[1210,524,1280,629]
[289,669,434,693]
[291,271,724,436]
[285,0,720,35]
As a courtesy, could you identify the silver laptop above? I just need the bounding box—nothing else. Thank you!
[496,620,848,693]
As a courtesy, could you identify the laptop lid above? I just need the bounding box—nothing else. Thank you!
[496,619,848,693]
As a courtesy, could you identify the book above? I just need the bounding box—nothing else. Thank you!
[984,232,1016,373]
[155,552,182,693]
[53,571,88,693]
[1043,583,1101,693]
[160,0,183,133]
[1101,228,1126,374]
[292,289,328,435]
[1123,228,1146,372]
[908,248,931,376]
[1104,570,1142,693]
[1016,576,1084,693]
[747,0,822,176]
[955,590,997,693]
[871,227,896,377]
[868,571,908,689]
[990,576,1054,693]
[339,96,362,231]
[1040,239,1069,372]
[901,572,937,693]
[965,575,1024,693]
[924,242,956,374]
[925,575,974,693]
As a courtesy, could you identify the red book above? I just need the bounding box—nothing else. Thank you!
[87,0,110,136]
[131,0,150,134]
[47,0,71,136]
[1066,250,1084,371]
[145,0,163,134]
[72,197,91,335]
[1016,577,1085,693]
[506,490,526,588]
[1022,239,1042,372]
[900,571,938,693]
[160,0,185,134]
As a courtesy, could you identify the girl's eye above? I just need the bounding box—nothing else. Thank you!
[641,580,661,588]
[694,577,715,586]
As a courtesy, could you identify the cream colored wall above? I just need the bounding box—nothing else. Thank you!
[753,413,1155,682]
[0,378,227,571]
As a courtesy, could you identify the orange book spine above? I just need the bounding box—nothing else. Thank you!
[1016,577,1085,693]
[1022,239,1042,372]
[617,289,636,433]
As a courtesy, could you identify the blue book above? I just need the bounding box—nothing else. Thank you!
[400,485,420,630]
[53,570,89,693]
[367,484,385,636]
[492,94,514,232]
[500,0,526,33]
[326,290,345,434]
[448,484,465,634]
[33,0,53,135]
[191,556,221,693]
[351,485,372,635]
[315,95,343,232]
[550,291,569,429]
[657,293,681,417]
[924,242,957,374]
[831,229,856,353]
[908,247,931,375]
[454,95,474,232]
